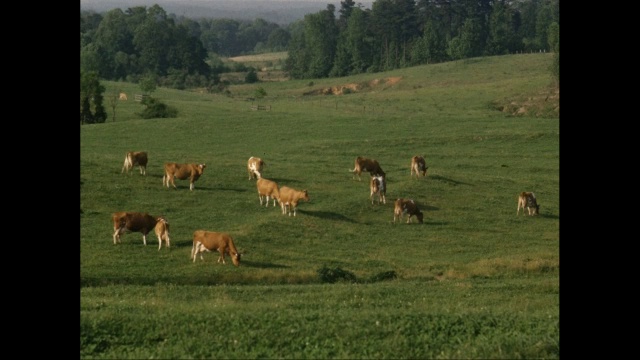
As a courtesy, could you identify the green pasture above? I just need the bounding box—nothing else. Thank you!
[81,53,559,359]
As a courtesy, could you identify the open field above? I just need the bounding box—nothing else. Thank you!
[81,53,559,358]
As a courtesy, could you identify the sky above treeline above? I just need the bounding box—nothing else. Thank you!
[81,0,374,25]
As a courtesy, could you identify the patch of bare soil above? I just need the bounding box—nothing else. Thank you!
[493,86,559,118]
[303,77,403,96]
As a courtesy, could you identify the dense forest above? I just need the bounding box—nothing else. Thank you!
[80,0,559,123]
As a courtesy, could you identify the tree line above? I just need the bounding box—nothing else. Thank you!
[80,0,559,123]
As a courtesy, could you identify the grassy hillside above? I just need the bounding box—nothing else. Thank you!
[81,53,559,359]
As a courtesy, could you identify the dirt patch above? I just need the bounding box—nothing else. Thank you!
[304,77,403,96]
[493,86,559,118]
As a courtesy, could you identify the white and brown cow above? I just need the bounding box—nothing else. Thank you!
[410,155,428,178]
[191,230,242,266]
[121,151,148,175]
[247,156,265,180]
[350,156,385,181]
[256,177,280,207]
[517,191,540,216]
[370,175,387,205]
[279,186,310,216]
[393,198,424,224]
[154,217,171,250]
[112,211,169,248]
[162,162,206,191]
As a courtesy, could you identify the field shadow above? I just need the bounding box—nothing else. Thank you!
[267,177,302,185]
[240,260,290,269]
[540,213,559,220]
[423,205,439,211]
[296,209,357,223]
[429,175,471,186]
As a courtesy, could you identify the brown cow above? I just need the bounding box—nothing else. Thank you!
[517,192,540,216]
[410,155,428,178]
[247,156,265,180]
[350,156,385,181]
[393,198,424,224]
[370,175,387,205]
[163,162,206,191]
[121,151,148,175]
[279,186,310,216]
[154,217,171,250]
[191,230,242,266]
[112,212,169,247]
[256,178,280,207]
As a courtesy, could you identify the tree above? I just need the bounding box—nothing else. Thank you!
[108,89,121,122]
[80,71,107,124]
[139,74,157,94]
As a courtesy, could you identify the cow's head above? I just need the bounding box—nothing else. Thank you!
[197,164,206,174]
[231,252,242,266]
[416,211,424,223]
[301,190,310,202]
[533,204,540,216]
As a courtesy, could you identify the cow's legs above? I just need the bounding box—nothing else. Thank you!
[190,182,194,191]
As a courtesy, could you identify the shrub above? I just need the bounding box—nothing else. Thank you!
[137,97,178,119]
[317,265,357,283]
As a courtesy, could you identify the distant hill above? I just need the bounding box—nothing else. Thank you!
[80,0,374,25]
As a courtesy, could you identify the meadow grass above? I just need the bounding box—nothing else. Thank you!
[81,53,559,359]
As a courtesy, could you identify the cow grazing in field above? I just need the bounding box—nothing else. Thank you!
[350,156,385,181]
[191,230,242,266]
[247,156,265,180]
[370,175,387,205]
[121,151,148,175]
[112,211,169,247]
[410,155,428,178]
[163,162,206,191]
[154,217,171,250]
[279,186,310,216]
[393,198,424,224]
[517,191,540,216]
[256,178,280,207]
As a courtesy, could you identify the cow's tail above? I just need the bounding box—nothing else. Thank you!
[122,152,133,173]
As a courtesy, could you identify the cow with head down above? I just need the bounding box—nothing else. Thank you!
[121,151,148,175]
[370,175,387,205]
[162,162,206,191]
[517,191,540,216]
[350,156,385,181]
[112,211,170,250]
[393,198,424,224]
[191,230,242,266]
[410,155,428,178]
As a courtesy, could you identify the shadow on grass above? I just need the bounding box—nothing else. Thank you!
[429,175,471,186]
[295,209,358,223]
[240,260,290,269]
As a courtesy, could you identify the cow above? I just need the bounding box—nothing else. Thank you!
[370,175,387,205]
[256,178,280,207]
[154,216,171,250]
[279,186,310,216]
[112,212,169,247]
[350,156,385,181]
[163,162,206,191]
[410,155,428,178]
[517,191,540,216]
[191,230,242,266]
[393,198,424,224]
[119,92,128,100]
[247,156,265,180]
[121,151,148,175]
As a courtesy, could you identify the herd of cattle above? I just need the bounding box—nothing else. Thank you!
[113,151,540,267]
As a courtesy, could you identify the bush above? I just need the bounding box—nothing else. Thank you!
[317,265,357,283]
[137,97,178,119]
[245,69,259,83]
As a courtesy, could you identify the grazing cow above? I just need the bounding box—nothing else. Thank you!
[517,191,540,216]
[393,198,424,224]
[119,92,128,100]
[256,178,280,207]
[191,230,242,266]
[279,186,310,216]
[247,156,265,180]
[112,212,169,247]
[410,155,428,178]
[163,162,206,191]
[154,217,171,250]
[121,151,148,175]
[350,156,385,181]
[370,175,387,205]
